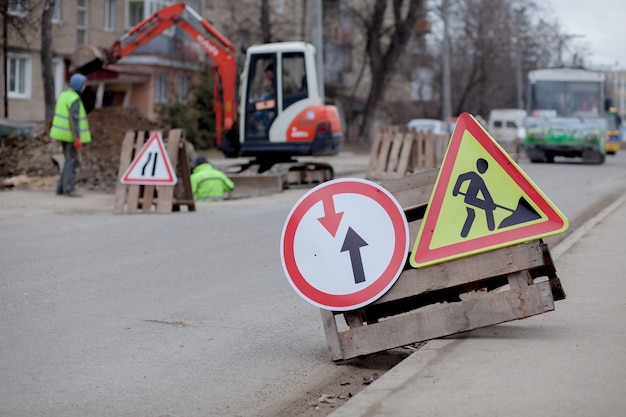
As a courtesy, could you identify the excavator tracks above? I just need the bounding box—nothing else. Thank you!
[224,161,334,199]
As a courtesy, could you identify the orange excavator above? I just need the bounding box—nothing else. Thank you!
[70,2,342,191]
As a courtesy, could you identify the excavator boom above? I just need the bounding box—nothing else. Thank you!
[69,2,237,145]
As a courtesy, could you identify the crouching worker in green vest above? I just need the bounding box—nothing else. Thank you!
[190,156,235,201]
[49,73,92,197]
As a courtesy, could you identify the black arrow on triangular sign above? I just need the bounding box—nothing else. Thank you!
[341,227,368,284]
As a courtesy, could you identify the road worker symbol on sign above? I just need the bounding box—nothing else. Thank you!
[452,157,541,238]
[280,178,409,311]
[411,112,567,268]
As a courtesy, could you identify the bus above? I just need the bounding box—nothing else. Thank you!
[524,68,606,164]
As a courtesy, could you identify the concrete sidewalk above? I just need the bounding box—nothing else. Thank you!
[330,193,626,417]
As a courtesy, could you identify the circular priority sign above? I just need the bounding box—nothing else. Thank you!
[280,178,409,311]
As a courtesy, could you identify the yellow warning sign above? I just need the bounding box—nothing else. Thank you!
[410,113,568,268]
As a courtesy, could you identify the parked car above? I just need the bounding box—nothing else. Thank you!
[407,119,448,136]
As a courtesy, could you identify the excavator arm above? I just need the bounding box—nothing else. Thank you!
[70,2,237,148]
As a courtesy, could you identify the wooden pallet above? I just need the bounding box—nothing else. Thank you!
[366,126,449,181]
[113,129,195,214]
[321,168,566,361]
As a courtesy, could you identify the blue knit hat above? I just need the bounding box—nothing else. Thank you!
[70,73,87,93]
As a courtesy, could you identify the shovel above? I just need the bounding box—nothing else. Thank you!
[497,196,541,228]
[456,191,541,229]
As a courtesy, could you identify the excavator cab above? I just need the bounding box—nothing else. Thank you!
[239,42,342,161]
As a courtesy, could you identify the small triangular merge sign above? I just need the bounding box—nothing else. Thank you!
[120,132,177,185]
[410,112,568,268]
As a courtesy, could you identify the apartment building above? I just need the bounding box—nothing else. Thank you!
[2,0,320,124]
[3,0,429,138]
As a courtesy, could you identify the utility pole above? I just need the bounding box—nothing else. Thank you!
[441,0,451,121]
[513,37,523,109]
[311,0,324,102]
[3,0,8,118]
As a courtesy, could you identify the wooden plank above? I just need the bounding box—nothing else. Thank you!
[381,168,438,210]
[320,309,344,362]
[385,131,405,178]
[415,131,424,170]
[538,242,566,301]
[424,130,436,169]
[113,131,137,214]
[335,281,555,360]
[156,129,179,213]
[436,134,449,162]
[396,133,415,175]
[507,270,533,289]
[374,129,393,180]
[142,185,155,213]
[366,127,385,179]
[126,133,145,214]
[344,311,365,328]
[376,241,545,305]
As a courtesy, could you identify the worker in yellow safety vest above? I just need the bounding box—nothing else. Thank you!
[50,73,92,197]
[190,156,235,201]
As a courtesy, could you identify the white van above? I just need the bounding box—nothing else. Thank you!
[407,119,448,136]
[487,109,527,144]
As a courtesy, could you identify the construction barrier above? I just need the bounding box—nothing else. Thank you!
[114,129,195,214]
[321,168,565,361]
[366,126,449,181]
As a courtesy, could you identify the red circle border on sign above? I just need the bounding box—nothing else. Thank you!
[281,179,408,311]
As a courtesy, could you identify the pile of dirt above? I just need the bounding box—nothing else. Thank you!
[0,107,165,192]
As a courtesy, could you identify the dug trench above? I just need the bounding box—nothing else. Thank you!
[0,107,167,191]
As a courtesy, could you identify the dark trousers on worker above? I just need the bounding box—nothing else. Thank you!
[57,142,79,195]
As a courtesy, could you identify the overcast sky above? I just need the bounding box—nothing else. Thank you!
[548,0,626,69]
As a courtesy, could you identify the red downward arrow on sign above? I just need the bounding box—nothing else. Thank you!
[318,195,344,237]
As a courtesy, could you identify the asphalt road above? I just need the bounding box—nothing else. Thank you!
[1,150,625,416]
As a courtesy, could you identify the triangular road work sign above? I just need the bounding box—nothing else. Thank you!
[120,132,178,185]
[410,112,568,268]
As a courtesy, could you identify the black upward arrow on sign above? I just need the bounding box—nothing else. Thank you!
[341,227,368,284]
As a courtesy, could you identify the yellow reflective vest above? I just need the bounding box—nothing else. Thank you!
[190,163,234,201]
[50,90,92,143]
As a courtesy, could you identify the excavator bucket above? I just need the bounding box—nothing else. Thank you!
[225,161,334,199]
[69,45,109,74]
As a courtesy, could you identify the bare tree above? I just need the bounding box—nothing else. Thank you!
[1,0,56,120]
[260,0,272,43]
[1,0,37,118]
[429,0,586,119]
[40,0,55,121]
[357,0,423,141]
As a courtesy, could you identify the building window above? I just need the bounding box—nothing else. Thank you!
[7,54,32,99]
[155,72,169,104]
[76,0,88,45]
[104,0,116,31]
[275,0,284,14]
[127,0,143,27]
[177,74,190,104]
[146,0,171,14]
[53,58,64,99]
[52,0,61,23]
[8,0,27,17]
[127,0,173,31]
